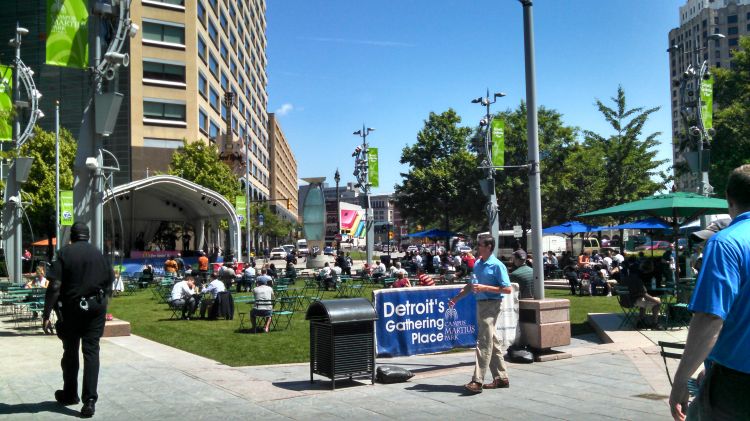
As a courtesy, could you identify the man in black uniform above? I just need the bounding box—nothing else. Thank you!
[42,222,114,418]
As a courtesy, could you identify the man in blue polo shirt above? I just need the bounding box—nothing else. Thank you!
[670,164,750,421]
[450,234,512,394]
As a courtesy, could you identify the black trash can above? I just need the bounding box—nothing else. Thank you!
[306,298,378,389]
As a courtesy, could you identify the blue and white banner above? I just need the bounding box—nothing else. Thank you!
[374,285,477,357]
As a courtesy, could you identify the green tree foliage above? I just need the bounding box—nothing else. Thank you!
[394,109,485,234]
[168,139,241,202]
[1,126,77,257]
[250,203,294,244]
[583,86,668,214]
[490,102,578,229]
[710,36,750,196]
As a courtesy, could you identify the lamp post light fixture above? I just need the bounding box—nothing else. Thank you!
[334,168,341,252]
[668,32,725,204]
[353,125,375,266]
[472,89,505,261]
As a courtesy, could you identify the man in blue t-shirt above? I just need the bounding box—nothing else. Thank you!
[450,234,512,394]
[670,164,750,421]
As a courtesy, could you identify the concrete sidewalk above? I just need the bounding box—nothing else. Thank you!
[0,311,677,421]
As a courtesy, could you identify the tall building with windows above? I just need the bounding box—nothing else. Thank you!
[1,0,270,201]
[267,113,298,223]
[668,0,750,191]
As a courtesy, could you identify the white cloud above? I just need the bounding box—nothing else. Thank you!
[275,103,294,116]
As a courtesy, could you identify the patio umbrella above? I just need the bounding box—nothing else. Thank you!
[579,192,728,282]
[609,217,672,230]
[542,221,600,255]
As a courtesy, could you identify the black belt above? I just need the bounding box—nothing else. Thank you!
[715,363,750,378]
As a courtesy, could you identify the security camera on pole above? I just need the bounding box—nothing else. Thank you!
[352,125,375,266]
[2,25,42,283]
[73,0,137,252]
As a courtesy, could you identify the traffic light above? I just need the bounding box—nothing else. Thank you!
[388,231,394,240]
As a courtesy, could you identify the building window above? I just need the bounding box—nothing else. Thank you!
[197,35,207,62]
[727,26,738,35]
[209,87,220,111]
[143,100,186,125]
[230,60,237,77]
[197,1,206,26]
[232,113,239,133]
[220,11,228,30]
[207,0,217,10]
[209,120,220,143]
[142,21,185,46]
[220,41,229,63]
[221,102,228,120]
[727,15,737,24]
[229,31,236,48]
[208,20,218,45]
[209,53,219,77]
[729,37,738,46]
[198,72,207,98]
[143,60,186,86]
[199,108,208,134]
[221,72,229,90]
[143,0,185,9]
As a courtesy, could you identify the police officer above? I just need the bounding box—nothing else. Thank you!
[43,222,114,418]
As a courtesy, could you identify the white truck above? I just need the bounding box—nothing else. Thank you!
[296,239,309,256]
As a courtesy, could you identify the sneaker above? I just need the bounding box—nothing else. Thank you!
[464,381,483,394]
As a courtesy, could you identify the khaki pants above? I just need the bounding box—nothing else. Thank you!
[473,299,508,383]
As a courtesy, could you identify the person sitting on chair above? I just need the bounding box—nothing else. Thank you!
[391,270,411,288]
[623,259,661,329]
[318,263,335,290]
[199,275,226,319]
[417,268,435,286]
[170,275,199,320]
[563,265,580,295]
[251,277,274,333]
[372,260,387,280]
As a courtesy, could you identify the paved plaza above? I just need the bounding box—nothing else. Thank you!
[0,307,686,421]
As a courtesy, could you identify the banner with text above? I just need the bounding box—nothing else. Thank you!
[235,195,246,228]
[374,285,477,357]
[491,118,505,167]
[700,74,713,132]
[0,64,12,142]
[60,190,74,226]
[367,147,379,188]
[46,0,89,69]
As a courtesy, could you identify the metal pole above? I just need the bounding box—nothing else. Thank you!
[363,126,374,267]
[55,100,60,251]
[521,0,545,299]
[484,91,501,258]
[10,26,23,283]
[245,132,251,263]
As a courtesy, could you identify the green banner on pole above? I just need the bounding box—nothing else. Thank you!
[60,190,74,226]
[700,74,713,132]
[368,147,379,188]
[235,195,246,228]
[0,64,12,142]
[491,118,505,167]
[46,0,89,69]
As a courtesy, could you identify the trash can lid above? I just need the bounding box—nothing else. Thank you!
[305,298,378,324]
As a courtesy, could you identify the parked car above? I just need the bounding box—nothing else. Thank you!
[635,240,672,251]
[281,244,295,255]
[323,246,335,256]
[406,245,419,254]
[269,247,287,260]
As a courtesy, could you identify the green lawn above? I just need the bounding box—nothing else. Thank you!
[108,285,619,367]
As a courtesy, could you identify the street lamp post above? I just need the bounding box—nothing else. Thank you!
[520,0,545,300]
[471,89,505,259]
[334,168,341,252]
[244,128,251,264]
[353,125,375,266]
[668,33,725,205]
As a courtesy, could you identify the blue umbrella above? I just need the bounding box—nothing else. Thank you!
[405,228,456,238]
[542,221,599,235]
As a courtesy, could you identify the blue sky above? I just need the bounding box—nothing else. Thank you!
[266,0,684,194]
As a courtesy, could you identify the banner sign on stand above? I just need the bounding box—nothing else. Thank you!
[0,65,12,142]
[367,147,379,188]
[60,190,74,226]
[46,0,89,69]
[374,285,477,357]
[235,195,246,228]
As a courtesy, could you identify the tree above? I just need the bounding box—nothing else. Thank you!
[250,203,294,245]
[5,127,77,258]
[490,102,579,232]
[583,86,668,214]
[394,110,485,236]
[168,139,241,202]
[710,36,750,195]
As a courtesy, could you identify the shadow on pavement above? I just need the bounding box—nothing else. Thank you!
[272,379,370,392]
[405,383,472,395]
[0,401,79,417]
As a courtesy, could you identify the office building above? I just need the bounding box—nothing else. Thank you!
[267,113,297,223]
[668,0,750,191]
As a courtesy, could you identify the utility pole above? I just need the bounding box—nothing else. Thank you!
[521,0,545,299]
[472,89,504,258]
[353,125,375,266]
